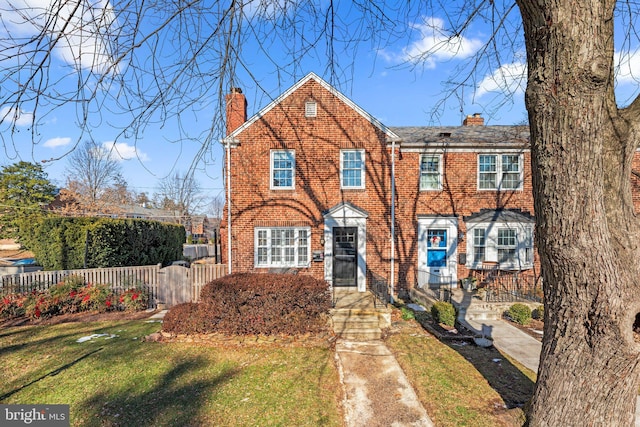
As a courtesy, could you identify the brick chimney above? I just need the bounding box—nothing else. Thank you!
[463,113,484,126]
[225,87,247,135]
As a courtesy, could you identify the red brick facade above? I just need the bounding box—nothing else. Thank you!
[220,73,639,296]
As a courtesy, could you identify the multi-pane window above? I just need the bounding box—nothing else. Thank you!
[466,223,534,270]
[497,229,517,263]
[341,150,365,189]
[478,155,497,189]
[255,228,310,267]
[478,154,522,190]
[420,154,442,190]
[271,150,295,189]
[473,228,486,263]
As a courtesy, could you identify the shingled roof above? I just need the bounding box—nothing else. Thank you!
[390,125,530,149]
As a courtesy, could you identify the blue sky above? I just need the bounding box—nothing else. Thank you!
[1,1,639,206]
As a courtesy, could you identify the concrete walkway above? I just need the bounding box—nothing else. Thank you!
[460,317,541,373]
[335,339,434,427]
[461,315,640,426]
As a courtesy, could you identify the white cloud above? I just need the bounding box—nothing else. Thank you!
[615,49,640,85]
[0,0,120,75]
[476,49,640,100]
[382,17,483,68]
[0,106,33,126]
[43,137,72,148]
[476,62,527,98]
[102,141,149,162]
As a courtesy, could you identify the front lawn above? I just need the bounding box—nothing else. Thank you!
[0,319,342,426]
[385,315,536,427]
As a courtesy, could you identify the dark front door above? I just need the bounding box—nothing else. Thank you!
[333,227,357,287]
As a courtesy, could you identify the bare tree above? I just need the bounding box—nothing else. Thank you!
[2,1,640,424]
[154,171,205,217]
[64,140,125,214]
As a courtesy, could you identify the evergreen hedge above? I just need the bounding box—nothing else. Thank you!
[18,216,185,269]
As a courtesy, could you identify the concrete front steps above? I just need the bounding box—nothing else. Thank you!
[330,288,391,341]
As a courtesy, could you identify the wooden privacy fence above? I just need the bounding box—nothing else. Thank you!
[0,263,227,308]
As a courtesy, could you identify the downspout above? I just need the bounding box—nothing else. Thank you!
[390,138,396,304]
[226,139,232,275]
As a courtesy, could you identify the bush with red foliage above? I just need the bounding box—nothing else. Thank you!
[162,303,212,334]
[163,273,332,336]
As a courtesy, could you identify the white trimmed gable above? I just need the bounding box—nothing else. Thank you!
[223,72,399,143]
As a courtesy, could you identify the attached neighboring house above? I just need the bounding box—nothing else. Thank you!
[220,72,540,297]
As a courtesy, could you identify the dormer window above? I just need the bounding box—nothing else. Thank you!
[305,101,317,118]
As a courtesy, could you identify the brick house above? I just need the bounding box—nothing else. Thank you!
[220,72,538,298]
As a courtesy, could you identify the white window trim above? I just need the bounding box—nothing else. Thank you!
[466,222,534,270]
[270,150,295,190]
[419,153,443,191]
[340,149,366,190]
[254,227,311,268]
[477,153,523,191]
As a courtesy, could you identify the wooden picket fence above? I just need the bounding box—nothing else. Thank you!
[0,263,228,307]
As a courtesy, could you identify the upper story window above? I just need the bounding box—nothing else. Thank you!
[478,154,522,190]
[271,150,295,189]
[341,149,365,189]
[420,154,442,191]
[305,101,317,118]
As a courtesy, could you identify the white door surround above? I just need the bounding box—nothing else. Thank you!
[323,202,367,292]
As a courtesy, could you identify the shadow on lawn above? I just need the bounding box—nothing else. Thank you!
[81,356,239,427]
[446,340,535,409]
[0,347,104,401]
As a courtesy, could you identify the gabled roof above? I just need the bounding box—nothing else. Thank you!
[322,201,369,219]
[392,125,530,150]
[224,72,400,143]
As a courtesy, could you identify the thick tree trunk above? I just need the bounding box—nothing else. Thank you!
[516,0,640,425]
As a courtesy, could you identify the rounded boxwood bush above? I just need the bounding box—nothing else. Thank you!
[508,303,532,325]
[431,301,456,327]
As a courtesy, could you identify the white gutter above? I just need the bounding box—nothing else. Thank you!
[390,138,396,303]
[226,139,232,275]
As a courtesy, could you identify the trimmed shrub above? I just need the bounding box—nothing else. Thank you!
[163,303,211,334]
[431,301,456,327]
[508,303,532,325]
[166,273,332,336]
[400,306,415,320]
[18,216,185,270]
[532,305,544,321]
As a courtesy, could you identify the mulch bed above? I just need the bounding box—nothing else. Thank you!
[504,317,544,342]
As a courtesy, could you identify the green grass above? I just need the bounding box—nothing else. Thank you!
[1,312,538,427]
[0,320,342,426]
[385,316,536,427]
